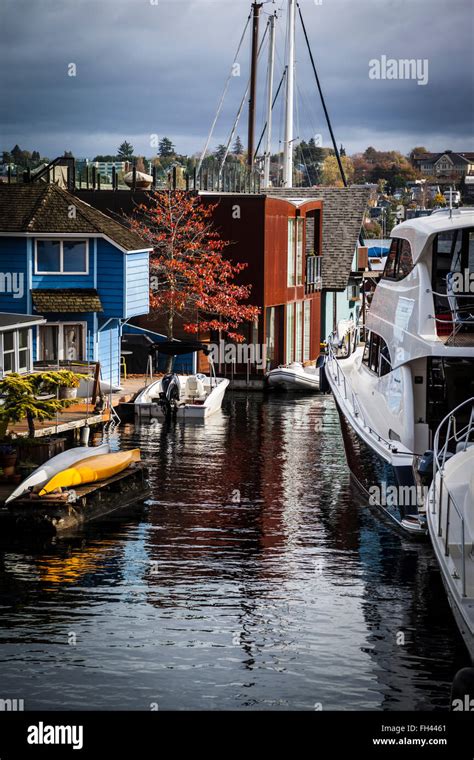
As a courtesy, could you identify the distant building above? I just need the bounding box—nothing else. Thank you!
[411,150,474,180]
[91,161,126,179]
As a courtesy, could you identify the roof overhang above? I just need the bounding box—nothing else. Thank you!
[0,231,153,255]
[0,312,46,331]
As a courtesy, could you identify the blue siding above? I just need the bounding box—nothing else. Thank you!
[0,237,28,313]
[125,251,150,317]
[98,318,121,386]
[96,239,124,317]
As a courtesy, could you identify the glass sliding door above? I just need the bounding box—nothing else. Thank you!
[303,300,311,361]
[39,325,59,362]
[63,324,84,361]
[295,301,303,362]
[286,303,294,363]
[38,323,85,363]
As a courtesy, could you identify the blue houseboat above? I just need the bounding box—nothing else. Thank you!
[0,184,152,386]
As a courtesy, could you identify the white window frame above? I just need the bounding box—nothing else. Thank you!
[34,239,89,275]
[0,328,33,376]
[37,321,87,362]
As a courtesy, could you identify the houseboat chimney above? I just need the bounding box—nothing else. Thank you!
[282,0,296,187]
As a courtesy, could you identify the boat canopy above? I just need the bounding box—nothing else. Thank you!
[149,340,211,356]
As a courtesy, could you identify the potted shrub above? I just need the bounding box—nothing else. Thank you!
[0,371,84,438]
[36,369,84,400]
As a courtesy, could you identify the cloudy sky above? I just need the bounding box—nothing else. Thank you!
[0,0,473,159]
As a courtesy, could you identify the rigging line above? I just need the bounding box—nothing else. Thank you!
[296,0,347,187]
[254,66,286,159]
[219,19,270,176]
[197,12,251,176]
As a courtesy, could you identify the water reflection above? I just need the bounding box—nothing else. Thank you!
[0,393,467,710]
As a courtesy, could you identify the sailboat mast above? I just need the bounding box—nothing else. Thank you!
[282,0,295,187]
[247,2,262,169]
[263,13,276,187]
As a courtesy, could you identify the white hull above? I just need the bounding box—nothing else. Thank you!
[266,364,320,392]
[325,351,426,538]
[5,443,111,504]
[135,376,229,420]
[426,442,474,663]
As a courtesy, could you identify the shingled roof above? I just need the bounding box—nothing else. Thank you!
[0,184,151,252]
[266,187,370,290]
[31,288,103,313]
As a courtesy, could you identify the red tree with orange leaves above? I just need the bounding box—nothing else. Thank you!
[127,189,259,347]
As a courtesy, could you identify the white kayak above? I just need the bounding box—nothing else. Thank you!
[77,378,122,398]
[266,362,321,392]
[5,443,111,504]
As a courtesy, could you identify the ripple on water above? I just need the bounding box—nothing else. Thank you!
[0,393,466,710]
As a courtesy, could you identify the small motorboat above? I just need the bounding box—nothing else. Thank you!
[5,443,110,504]
[266,356,324,392]
[134,340,229,420]
[39,449,141,495]
[426,398,474,662]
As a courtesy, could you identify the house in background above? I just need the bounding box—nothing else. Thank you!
[70,185,369,377]
[0,313,46,378]
[0,184,152,386]
[198,192,324,372]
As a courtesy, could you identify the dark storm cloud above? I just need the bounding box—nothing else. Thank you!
[0,0,472,157]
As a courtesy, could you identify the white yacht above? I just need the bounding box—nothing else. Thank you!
[325,209,474,537]
[426,397,474,662]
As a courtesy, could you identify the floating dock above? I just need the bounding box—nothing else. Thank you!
[0,464,150,535]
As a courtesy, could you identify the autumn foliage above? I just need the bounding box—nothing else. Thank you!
[127,190,259,342]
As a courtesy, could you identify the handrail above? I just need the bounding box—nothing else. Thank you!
[326,336,399,452]
[430,288,474,344]
[431,396,474,598]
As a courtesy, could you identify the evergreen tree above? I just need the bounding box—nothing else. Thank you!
[158,137,175,158]
[214,144,227,164]
[232,135,244,155]
[117,141,134,161]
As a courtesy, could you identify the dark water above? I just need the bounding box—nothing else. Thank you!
[0,393,468,711]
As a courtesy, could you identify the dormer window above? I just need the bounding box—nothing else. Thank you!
[35,240,88,275]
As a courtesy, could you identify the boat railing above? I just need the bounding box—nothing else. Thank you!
[431,397,474,598]
[430,289,474,345]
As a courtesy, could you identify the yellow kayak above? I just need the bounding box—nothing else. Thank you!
[39,449,141,495]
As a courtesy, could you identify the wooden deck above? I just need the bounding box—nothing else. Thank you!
[7,404,110,438]
[1,464,150,534]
